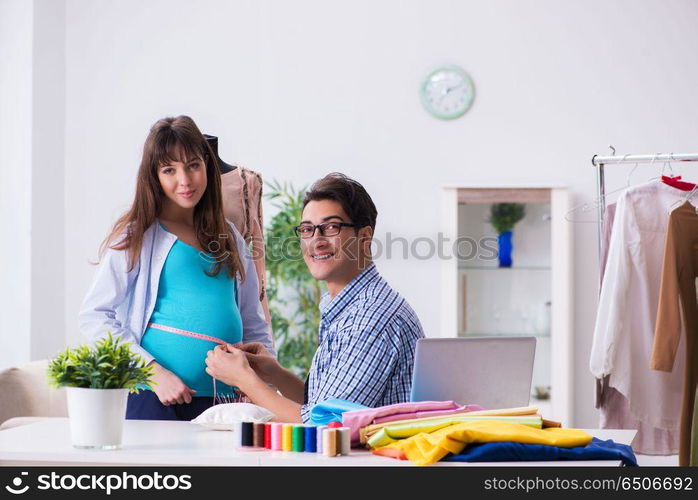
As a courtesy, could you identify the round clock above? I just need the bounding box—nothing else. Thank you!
[420,65,475,120]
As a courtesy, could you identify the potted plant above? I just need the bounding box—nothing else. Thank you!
[488,203,526,267]
[265,180,323,378]
[47,332,153,449]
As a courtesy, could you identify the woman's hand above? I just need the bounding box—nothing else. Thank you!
[205,344,256,389]
[149,361,196,405]
[236,342,281,384]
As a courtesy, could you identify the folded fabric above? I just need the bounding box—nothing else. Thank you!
[367,415,544,449]
[442,438,637,466]
[308,398,368,425]
[373,420,592,466]
[342,400,484,444]
[372,404,485,425]
[361,406,542,445]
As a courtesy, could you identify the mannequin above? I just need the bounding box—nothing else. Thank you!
[204,134,236,174]
[206,133,274,339]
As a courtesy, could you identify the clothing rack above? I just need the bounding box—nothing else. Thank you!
[590,151,698,259]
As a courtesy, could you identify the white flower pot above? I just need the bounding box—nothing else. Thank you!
[65,387,130,449]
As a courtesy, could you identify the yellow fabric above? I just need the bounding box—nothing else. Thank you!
[376,420,592,466]
[367,415,543,449]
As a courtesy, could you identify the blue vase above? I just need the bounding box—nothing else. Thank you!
[497,231,513,267]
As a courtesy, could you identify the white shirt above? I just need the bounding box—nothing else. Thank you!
[590,181,686,429]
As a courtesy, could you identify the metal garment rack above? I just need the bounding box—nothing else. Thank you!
[590,151,698,259]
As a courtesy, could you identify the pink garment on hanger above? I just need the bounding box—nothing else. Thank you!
[600,384,679,455]
[342,401,484,444]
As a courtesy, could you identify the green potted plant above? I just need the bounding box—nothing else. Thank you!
[488,203,526,267]
[265,180,323,378]
[47,332,153,449]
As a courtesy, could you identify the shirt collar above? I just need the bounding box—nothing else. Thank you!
[319,263,379,324]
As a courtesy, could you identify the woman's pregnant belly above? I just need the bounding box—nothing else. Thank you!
[141,326,238,397]
[139,239,243,397]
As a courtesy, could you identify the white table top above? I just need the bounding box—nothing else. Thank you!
[0,418,637,467]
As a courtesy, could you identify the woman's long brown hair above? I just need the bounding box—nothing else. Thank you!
[97,115,244,281]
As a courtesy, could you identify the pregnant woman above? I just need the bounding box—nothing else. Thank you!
[79,115,274,420]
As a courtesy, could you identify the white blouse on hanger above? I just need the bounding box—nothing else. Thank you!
[590,180,686,430]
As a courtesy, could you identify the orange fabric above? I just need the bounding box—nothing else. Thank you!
[650,201,698,466]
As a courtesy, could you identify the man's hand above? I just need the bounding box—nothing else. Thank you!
[149,361,197,405]
[237,342,281,384]
[205,344,256,388]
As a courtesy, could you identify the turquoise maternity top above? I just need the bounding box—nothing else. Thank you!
[140,223,243,397]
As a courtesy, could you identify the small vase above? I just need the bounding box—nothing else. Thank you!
[65,387,129,449]
[497,231,513,267]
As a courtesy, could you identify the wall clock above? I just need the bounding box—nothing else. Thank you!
[420,65,475,120]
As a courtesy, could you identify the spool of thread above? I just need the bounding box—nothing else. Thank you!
[233,422,243,448]
[271,423,282,451]
[241,422,254,447]
[327,421,343,429]
[323,429,338,457]
[304,425,317,452]
[253,422,265,448]
[338,427,351,455]
[264,423,272,449]
[292,425,305,452]
[316,425,327,454]
[282,424,293,451]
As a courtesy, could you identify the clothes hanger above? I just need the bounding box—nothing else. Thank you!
[667,184,698,214]
[657,153,696,191]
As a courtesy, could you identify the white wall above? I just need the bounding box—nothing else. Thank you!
[0,0,66,365]
[7,0,697,427]
[31,0,66,361]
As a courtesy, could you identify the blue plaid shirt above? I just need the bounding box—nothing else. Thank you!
[300,263,424,422]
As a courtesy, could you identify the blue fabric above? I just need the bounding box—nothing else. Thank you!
[300,263,425,422]
[308,398,368,425]
[125,389,213,421]
[141,225,243,397]
[442,437,637,466]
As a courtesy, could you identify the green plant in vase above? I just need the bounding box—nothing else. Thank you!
[47,332,153,449]
[488,203,526,267]
[47,332,153,391]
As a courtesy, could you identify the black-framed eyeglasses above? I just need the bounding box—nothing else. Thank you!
[293,221,358,239]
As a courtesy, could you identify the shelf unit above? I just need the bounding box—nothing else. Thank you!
[440,185,572,425]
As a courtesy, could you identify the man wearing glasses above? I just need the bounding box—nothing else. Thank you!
[205,173,425,422]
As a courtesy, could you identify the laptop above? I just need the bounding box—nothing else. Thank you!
[410,337,536,409]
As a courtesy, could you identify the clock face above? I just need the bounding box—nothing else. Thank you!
[420,65,475,120]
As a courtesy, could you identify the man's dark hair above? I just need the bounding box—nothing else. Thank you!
[303,173,378,231]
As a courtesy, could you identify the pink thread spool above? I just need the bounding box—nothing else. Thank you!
[270,422,283,451]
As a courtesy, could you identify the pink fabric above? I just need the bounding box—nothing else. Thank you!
[342,401,485,443]
[372,405,485,424]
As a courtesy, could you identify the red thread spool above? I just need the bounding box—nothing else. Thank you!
[327,421,343,429]
[264,423,272,449]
